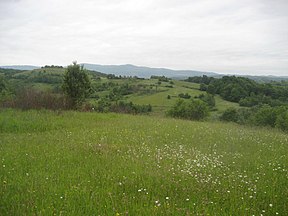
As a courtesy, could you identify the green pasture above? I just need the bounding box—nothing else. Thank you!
[1,109,287,215]
[127,80,239,115]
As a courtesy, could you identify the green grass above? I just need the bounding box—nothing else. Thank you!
[127,80,239,116]
[12,68,65,78]
[214,95,240,112]
[127,80,204,115]
[1,109,287,215]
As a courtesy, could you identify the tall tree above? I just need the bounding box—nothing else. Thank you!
[62,61,91,109]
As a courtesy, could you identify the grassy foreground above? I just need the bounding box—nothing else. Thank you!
[0,109,287,215]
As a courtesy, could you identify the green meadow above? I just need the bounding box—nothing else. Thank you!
[123,79,239,116]
[1,109,287,215]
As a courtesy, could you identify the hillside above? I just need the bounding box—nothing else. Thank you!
[0,67,238,116]
[124,79,239,115]
[1,65,288,215]
[1,66,288,129]
[1,109,287,215]
[0,67,107,92]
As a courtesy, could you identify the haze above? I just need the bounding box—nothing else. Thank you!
[0,0,287,76]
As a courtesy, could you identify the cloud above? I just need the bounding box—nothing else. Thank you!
[0,0,287,75]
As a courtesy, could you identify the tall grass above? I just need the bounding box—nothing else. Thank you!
[1,109,287,215]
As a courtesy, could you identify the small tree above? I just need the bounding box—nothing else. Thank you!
[0,75,7,95]
[220,107,239,122]
[62,61,91,109]
[252,105,277,127]
[276,110,288,131]
[168,99,209,120]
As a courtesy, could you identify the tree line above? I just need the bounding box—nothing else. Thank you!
[185,75,288,131]
[186,75,288,106]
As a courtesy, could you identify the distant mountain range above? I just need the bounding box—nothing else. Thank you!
[1,63,287,81]
[0,65,40,70]
[81,63,219,79]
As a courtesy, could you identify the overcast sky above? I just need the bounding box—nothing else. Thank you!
[0,0,287,76]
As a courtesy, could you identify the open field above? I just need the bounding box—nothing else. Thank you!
[1,109,287,215]
[124,79,239,116]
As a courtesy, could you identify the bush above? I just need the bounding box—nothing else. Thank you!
[95,99,152,114]
[199,83,207,91]
[236,108,254,125]
[178,93,191,99]
[276,111,288,131]
[110,101,152,114]
[219,105,288,132]
[198,93,215,108]
[239,95,285,107]
[252,105,277,127]
[220,108,238,122]
[0,75,12,102]
[168,99,209,120]
[96,98,111,113]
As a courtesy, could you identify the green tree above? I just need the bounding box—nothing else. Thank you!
[62,61,91,109]
[198,93,215,108]
[220,108,239,122]
[0,75,7,94]
[168,99,209,120]
[276,110,288,131]
[0,75,12,102]
[252,105,277,127]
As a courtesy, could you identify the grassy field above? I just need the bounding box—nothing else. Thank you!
[0,109,287,215]
[125,79,239,116]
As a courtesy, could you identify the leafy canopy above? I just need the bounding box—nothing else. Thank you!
[168,99,209,120]
[62,61,91,108]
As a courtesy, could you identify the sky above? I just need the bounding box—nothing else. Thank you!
[0,0,287,76]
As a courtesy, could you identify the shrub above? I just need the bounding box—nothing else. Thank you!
[95,99,152,114]
[236,108,254,124]
[276,111,288,131]
[168,99,209,120]
[110,101,152,114]
[199,83,207,91]
[198,93,215,108]
[178,93,191,99]
[220,108,238,122]
[252,105,277,127]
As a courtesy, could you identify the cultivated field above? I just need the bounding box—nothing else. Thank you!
[0,109,287,215]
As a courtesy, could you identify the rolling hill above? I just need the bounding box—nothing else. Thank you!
[1,109,287,215]
[0,65,40,70]
[2,64,288,81]
[82,63,219,78]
